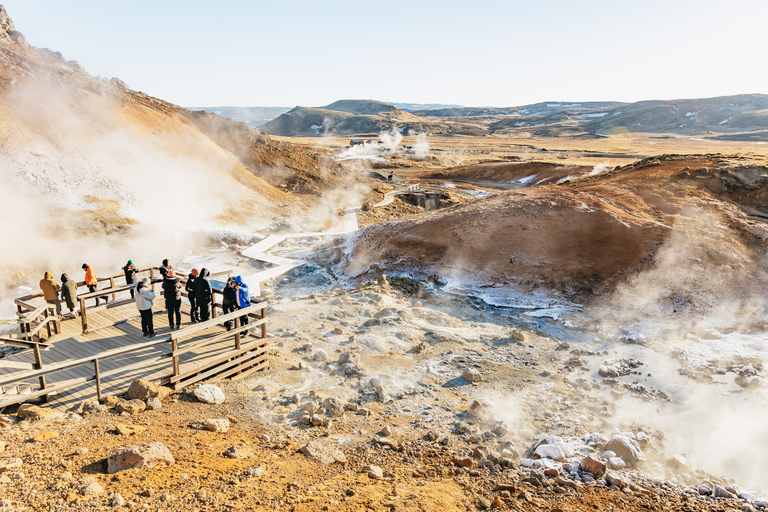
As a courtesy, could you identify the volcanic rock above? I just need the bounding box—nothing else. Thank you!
[193,384,225,404]
[115,423,147,436]
[76,475,104,496]
[580,455,606,477]
[107,442,175,474]
[115,400,146,415]
[17,404,58,421]
[300,439,347,464]
[203,419,230,433]
[534,444,566,462]
[462,367,482,382]
[145,397,162,410]
[363,465,383,479]
[604,435,645,466]
[0,458,22,473]
[126,379,159,401]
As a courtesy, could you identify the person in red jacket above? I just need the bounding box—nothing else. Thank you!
[82,263,108,307]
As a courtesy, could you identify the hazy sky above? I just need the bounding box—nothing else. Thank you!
[3,1,766,108]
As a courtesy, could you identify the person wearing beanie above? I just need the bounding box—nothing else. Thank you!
[185,268,200,323]
[39,271,62,316]
[122,259,138,298]
[135,278,156,337]
[82,263,107,307]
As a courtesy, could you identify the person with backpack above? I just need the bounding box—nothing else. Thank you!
[194,268,213,322]
[185,269,200,323]
[135,278,156,337]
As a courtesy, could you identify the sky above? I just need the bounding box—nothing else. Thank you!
[2,0,766,108]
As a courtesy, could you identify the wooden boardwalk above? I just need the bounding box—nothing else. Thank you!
[0,299,257,411]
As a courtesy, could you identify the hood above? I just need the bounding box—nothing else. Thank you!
[200,268,210,278]
[44,271,53,279]
[61,273,69,283]
[233,275,243,284]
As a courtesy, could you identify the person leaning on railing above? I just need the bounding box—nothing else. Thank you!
[186,269,200,323]
[82,263,108,307]
[60,273,78,319]
[39,271,62,316]
[194,268,213,322]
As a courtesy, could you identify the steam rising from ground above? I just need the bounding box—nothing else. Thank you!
[585,205,768,491]
[0,74,274,313]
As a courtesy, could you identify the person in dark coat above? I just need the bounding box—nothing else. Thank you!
[60,273,78,318]
[222,277,237,331]
[123,259,138,298]
[159,259,171,279]
[162,269,183,330]
[185,268,199,323]
[194,268,213,322]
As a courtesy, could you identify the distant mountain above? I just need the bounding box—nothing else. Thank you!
[261,99,419,136]
[392,102,465,112]
[188,106,291,128]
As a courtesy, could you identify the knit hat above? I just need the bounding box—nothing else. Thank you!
[167,269,176,278]
[127,259,133,266]
[82,263,88,269]
[190,269,199,277]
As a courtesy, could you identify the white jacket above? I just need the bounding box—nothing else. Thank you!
[135,287,156,311]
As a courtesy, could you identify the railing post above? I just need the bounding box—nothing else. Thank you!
[234,317,241,350]
[261,306,267,340]
[109,277,116,302]
[32,344,47,402]
[45,307,52,338]
[94,359,102,401]
[171,337,180,377]
[80,298,88,334]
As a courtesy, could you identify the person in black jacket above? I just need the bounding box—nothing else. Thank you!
[194,268,213,322]
[123,260,138,298]
[222,277,237,331]
[162,269,183,329]
[159,259,171,279]
[186,268,199,323]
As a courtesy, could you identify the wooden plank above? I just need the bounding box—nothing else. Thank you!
[0,376,89,408]
[208,352,268,382]
[170,342,267,384]
[226,359,269,381]
[0,361,36,370]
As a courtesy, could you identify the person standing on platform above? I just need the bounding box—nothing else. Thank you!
[222,277,237,331]
[60,273,78,318]
[159,259,171,279]
[122,260,138,298]
[39,271,62,316]
[194,268,213,322]
[186,269,200,323]
[135,278,156,337]
[234,276,250,335]
[82,263,107,307]
[162,269,183,330]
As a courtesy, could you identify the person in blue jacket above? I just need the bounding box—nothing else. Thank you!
[233,276,250,335]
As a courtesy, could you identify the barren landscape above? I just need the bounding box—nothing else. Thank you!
[0,4,767,512]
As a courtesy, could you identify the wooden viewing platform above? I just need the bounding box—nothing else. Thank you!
[0,267,269,411]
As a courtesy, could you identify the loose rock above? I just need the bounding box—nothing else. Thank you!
[300,439,347,464]
[193,384,225,404]
[107,442,175,474]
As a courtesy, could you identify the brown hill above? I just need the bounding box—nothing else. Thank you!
[343,154,768,305]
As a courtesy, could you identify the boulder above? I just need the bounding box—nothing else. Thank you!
[193,384,225,404]
[580,455,606,478]
[608,457,625,469]
[156,386,173,401]
[82,402,107,415]
[102,396,122,408]
[462,367,482,382]
[363,465,383,479]
[322,398,344,417]
[453,456,474,468]
[604,435,645,466]
[107,442,175,474]
[203,419,230,433]
[698,485,713,496]
[714,485,735,499]
[115,400,146,415]
[313,349,328,362]
[126,379,158,401]
[300,439,346,464]
[666,454,690,470]
[466,399,490,419]
[17,404,58,421]
[145,397,162,411]
[534,444,566,462]
[76,475,104,496]
[115,423,147,436]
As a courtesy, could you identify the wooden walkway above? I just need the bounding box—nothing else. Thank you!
[0,300,254,411]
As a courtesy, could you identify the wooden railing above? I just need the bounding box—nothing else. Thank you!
[0,302,268,408]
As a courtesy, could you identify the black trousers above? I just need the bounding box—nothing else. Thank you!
[87,284,107,306]
[166,299,181,327]
[199,300,211,322]
[188,295,199,321]
[223,303,236,330]
[139,308,154,335]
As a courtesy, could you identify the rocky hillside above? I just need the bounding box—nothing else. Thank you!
[344,154,768,308]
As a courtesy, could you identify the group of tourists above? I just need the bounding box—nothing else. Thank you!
[38,259,252,338]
